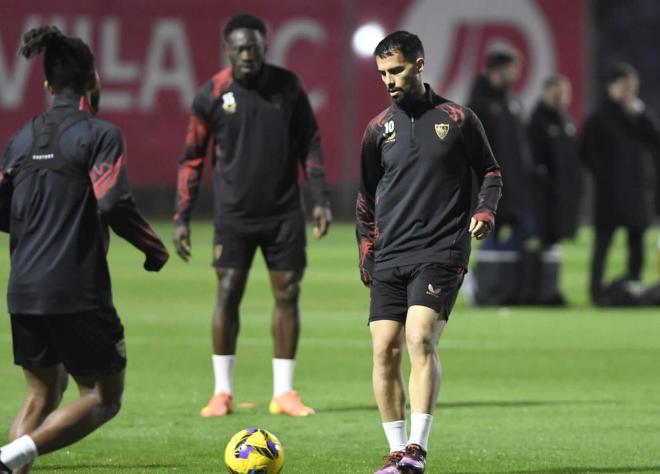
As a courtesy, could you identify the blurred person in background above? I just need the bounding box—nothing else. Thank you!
[526,75,582,304]
[173,14,332,418]
[468,47,534,250]
[581,63,660,305]
[0,26,168,473]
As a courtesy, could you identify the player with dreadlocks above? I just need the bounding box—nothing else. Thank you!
[0,26,168,473]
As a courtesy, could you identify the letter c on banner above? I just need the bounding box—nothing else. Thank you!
[270,18,327,111]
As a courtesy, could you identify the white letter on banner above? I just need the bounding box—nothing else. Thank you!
[0,15,40,110]
[270,18,327,111]
[73,17,93,48]
[139,19,196,110]
[101,18,139,111]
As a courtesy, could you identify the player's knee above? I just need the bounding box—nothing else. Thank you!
[99,395,122,421]
[90,381,124,421]
[372,339,402,367]
[406,332,436,358]
[106,399,122,420]
[273,280,300,307]
[217,273,247,311]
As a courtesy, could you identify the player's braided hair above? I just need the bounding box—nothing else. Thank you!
[19,25,95,94]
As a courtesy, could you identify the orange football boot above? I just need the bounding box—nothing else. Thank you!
[200,392,233,417]
[269,390,315,416]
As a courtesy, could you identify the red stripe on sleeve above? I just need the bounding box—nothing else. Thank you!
[472,211,495,229]
[185,115,209,149]
[211,68,233,100]
[438,103,466,128]
[79,96,93,113]
[90,154,125,201]
[173,157,204,224]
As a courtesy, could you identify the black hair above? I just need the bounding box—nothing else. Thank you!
[223,14,267,40]
[19,25,95,95]
[543,74,568,89]
[486,47,520,70]
[373,30,424,63]
[606,62,638,85]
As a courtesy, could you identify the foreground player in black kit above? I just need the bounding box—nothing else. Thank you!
[356,31,502,474]
[173,14,331,417]
[0,26,168,473]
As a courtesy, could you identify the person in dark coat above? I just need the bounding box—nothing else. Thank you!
[468,47,534,249]
[528,75,582,246]
[581,63,660,303]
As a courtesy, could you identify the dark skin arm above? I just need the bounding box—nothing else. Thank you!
[173,223,191,261]
[312,205,331,239]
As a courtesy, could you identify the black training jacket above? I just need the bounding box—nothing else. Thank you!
[174,64,330,227]
[0,94,168,315]
[528,101,582,244]
[356,85,503,278]
[580,97,660,229]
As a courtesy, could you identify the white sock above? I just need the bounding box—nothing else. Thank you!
[0,435,38,470]
[408,413,433,451]
[272,358,295,397]
[212,354,235,395]
[382,420,407,453]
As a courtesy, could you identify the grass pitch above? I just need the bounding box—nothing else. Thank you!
[1,222,659,473]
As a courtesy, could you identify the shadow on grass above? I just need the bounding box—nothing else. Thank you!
[320,399,617,413]
[502,467,660,474]
[441,399,617,409]
[37,464,179,471]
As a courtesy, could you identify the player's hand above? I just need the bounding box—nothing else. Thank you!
[469,218,491,240]
[173,224,191,261]
[144,251,169,272]
[312,206,332,240]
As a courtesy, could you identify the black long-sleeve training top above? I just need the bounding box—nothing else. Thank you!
[356,85,503,277]
[0,94,168,315]
[174,64,330,227]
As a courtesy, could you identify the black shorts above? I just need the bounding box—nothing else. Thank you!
[369,263,465,324]
[10,309,127,377]
[213,212,306,271]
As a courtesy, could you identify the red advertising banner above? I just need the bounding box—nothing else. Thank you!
[0,0,586,185]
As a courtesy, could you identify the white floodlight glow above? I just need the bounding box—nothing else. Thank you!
[352,23,386,58]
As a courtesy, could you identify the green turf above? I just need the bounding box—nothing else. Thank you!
[1,222,659,473]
